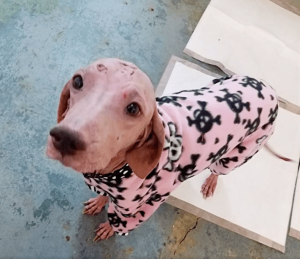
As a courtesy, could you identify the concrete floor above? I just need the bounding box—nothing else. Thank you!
[0,0,299,258]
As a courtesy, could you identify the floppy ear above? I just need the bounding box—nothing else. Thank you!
[57,80,71,123]
[126,110,165,179]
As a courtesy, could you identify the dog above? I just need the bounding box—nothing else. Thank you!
[46,58,280,241]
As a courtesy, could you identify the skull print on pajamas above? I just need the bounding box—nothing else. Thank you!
[84,75,278,236]
[163,122,183,171]
[187,101,221,144]
[215,88,250,124]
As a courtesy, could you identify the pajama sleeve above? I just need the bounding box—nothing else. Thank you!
[107,191,170,236]
[85,182,108,196]
[209,156,241,176]
[83,174,108,196]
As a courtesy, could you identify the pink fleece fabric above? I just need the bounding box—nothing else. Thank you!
[84,75,278,236]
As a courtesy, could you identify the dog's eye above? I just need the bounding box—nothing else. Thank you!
[73,75,83,90]
[126,103,140,116]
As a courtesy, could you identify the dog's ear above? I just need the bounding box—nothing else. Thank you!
[126,110,165,179]
[57,80,71,123]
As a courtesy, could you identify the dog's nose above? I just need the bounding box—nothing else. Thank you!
[49,127,86,156]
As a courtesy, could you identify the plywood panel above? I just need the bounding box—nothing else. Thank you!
[290,173,300,240]
[184,0,300,107]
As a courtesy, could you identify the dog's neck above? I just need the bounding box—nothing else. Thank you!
[97,124,153,175]
[97,151,127,175]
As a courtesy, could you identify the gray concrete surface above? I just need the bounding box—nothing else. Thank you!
[0,0,299,258]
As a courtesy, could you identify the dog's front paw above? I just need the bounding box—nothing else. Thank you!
[201,173,218,199]
[83,195,109,215]
[93,221,114,241]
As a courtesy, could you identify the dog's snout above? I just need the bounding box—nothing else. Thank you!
[49,127,86,156]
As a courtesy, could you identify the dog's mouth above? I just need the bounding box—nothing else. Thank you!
[46,136,108,173]
[46,131,129,175]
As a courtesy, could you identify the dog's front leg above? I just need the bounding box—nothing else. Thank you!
[83,195,109,215]
[93,221,114,241]
[201,173,219,199]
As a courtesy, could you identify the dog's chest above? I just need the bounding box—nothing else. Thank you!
[83,163,164,211]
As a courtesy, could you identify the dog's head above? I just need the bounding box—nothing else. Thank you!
[46,58,164,178]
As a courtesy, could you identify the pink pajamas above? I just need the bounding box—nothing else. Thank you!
[84,75,278,236]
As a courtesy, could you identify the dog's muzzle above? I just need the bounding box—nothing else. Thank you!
[49,126,86,156]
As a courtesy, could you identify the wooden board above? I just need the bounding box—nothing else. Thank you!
[290,172,300,240]
[184,0,300,108]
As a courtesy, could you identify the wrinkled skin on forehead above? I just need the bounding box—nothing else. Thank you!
[46,58,162,176]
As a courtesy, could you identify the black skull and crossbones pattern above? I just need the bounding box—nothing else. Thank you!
[215,88,250,124]
[90,164,133,193]
[145,167,159,180]
[256,135,268,147]
[240,150,259,167]
[207,134,234,163]
[212,76,232,85]
[235,143,247,154]
[146,192,170,206]
[176,154,200,182]
[108,212,127,228]
[163,122,183,172]
[156,96,187,107]
[145,175,162,192]
[187,101,221,144]
[219,156,239,169]
[174,87,210,96]
[109,194,126,206]
[240,77,265,99]
[262,105,278,130]
[84,182,107,196]
[120,210,146,219]
[132,194,144,203]
[245,107,262,136]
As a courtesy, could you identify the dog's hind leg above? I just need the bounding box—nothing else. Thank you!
[201,173,218,199]
[83,195,109,215]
